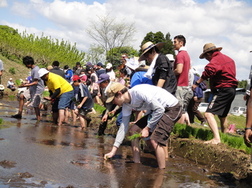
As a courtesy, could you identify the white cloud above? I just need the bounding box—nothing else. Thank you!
[0,0,7,7]
[1,0,252,80]
[11,2,33,18]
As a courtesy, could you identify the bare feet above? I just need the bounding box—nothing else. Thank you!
[204,139,220,145]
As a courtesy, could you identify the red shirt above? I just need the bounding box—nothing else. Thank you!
[201,51,238,90]
[174,50,191,86]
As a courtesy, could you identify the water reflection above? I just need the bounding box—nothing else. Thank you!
[0,100,242,187]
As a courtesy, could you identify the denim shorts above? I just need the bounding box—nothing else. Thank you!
[58,90,74,109]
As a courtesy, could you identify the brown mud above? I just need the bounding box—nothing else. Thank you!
[104,113,252,185]
[0,100,252,187]
[171,137,251,180]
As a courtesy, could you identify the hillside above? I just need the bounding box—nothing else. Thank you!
[0,55,31,95]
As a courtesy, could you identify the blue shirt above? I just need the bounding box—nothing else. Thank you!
[194,75,203,98]
[65,69,73,82]
[130,71,153,88]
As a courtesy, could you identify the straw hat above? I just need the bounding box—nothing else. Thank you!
[199,43,222,59]
[47,65,53,70]
[139,41,165,61]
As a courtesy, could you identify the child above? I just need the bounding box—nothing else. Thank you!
[86,67,102,105]
[72,75,93,129]
[79,69,87,83]
[116,68,128,86]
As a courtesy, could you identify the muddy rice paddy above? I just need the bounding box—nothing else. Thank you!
[0,99,251,187]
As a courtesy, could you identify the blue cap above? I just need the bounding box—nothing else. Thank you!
[97,62,103,67]
[97,73,110,84]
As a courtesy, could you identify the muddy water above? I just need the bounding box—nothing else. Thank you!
[0,100,236,187]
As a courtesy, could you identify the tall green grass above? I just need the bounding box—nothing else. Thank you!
[173,123,251,154]
[195,113,246,130]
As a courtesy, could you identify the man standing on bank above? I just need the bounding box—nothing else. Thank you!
[192,43,238,144]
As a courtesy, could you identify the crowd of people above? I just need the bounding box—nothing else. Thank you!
[2,34,251,169]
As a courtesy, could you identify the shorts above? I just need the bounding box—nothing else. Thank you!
[175,86,193,112]
[206,87,236,117]
[136,103,182,146]
[29,94,42,108]
[78,108,92,116]
[58,90,74,110]
[69,100,76,110]
[91,89,99,98]
[24,89,31,100]
[18,88,31,100]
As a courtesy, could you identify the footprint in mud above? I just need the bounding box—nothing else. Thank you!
[0,160,16,168]
[17,172,34,178]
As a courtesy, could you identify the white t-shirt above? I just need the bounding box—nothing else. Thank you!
[106,70,116,81]
[114,84,178,148]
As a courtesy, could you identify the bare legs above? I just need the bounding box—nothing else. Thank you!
[18,93,25,115]
[204,112,220,144]
[34,107,41,121]
[219,116,228,133]
[58,109,65,126]
[129,125,166,169]
[150,139,166,169]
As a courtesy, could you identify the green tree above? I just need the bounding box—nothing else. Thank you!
[106,46,138,67]
[238,80,248,89]
[139,31,174,56]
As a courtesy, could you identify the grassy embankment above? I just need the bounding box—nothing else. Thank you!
[98,102,249,154]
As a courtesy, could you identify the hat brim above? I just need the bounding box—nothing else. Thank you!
[39,71,49,78]
[199,47,222,59]
[139,42,165,61]
[106,96,115,103]
[125,64,139,70]
[97,79,105,84]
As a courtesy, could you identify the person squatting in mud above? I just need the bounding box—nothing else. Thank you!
[103,83,182,169]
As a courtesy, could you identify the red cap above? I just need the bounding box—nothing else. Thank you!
[72,75,80,81]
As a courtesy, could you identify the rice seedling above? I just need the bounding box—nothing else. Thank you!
[127,133,142,140]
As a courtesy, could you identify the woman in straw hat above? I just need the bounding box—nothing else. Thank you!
[139,41,177,159]
[192,43,238,145]
[139,41,177,95]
